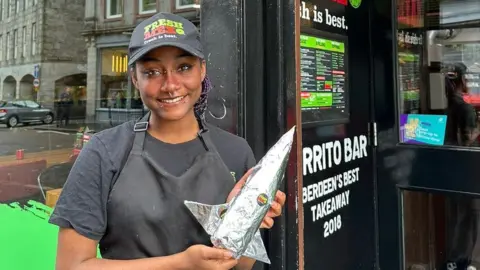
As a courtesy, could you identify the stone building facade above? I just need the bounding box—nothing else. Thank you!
[82,0,199,123]
[0,0,86,107]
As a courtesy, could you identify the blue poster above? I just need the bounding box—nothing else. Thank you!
[400,114,448,146]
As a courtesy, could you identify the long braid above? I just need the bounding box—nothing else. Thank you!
[194,75,212,119]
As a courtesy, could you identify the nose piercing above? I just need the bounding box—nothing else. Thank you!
[168,92,174,98]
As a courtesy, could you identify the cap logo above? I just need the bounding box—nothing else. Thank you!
[144,19,185,44]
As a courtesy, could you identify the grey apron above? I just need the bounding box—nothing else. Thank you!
[99,113,236,259]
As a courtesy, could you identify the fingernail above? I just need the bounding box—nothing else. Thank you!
[225,251,233,258]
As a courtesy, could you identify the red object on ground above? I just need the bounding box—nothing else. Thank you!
[16,149,24,160]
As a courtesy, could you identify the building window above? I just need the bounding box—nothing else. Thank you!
[139,0,156,14]
[15,0,19,13]
[106,0,123,19]
[22,26,26,57]
[13,29,17,59]
[31,22,36,55]
[397,0,480,148]
[6,32,10,60]
[175,0,199,10]
[0,0,3,21]
[33,0,36,5]
[6,0,9,17]
[0,35,3,61]
[100,48,143,110]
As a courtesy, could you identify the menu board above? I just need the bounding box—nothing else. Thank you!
[300,31,349,125]
[398,52,420,113]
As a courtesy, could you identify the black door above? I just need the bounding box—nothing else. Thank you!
[299,0,377,269]
[373,0,480,269]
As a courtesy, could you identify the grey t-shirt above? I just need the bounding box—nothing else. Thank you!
[49,120,256,241]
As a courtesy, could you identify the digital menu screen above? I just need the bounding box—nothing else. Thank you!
[300,31,349,125]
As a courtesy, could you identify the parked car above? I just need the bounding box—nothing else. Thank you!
[0,100,54,127]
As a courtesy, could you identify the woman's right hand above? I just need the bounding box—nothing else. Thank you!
[180,245,238,270]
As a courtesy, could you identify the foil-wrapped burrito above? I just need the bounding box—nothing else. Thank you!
[184,126,296,264]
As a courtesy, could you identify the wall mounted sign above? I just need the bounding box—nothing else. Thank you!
[300,31,349,126]
[400,114,448,145]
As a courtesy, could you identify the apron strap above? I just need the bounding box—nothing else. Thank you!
[131,111,150,155]
[130,111,217,154]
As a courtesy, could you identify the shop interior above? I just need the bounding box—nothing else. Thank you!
[398,1,480,269]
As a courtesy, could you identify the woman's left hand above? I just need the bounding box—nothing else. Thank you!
[227,169,287,230]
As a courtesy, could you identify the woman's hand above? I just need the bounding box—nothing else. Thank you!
[180,245,238,270]
[227,169,287,229]
[260,190,286,229]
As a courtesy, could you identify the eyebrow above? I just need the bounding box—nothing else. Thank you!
[140,53,194,63]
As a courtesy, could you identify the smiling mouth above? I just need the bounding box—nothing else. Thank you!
[159,95,187,104]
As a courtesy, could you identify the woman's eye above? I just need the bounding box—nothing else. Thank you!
[143,70,162,77]
[178,64,192,72]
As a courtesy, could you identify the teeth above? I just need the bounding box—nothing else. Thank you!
[161,96,185,103]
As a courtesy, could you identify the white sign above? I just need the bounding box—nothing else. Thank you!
[33,79,40,87]
[302,135,368,238]
[300,1,349,30]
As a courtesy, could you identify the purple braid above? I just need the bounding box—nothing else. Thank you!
[194,75,212,119]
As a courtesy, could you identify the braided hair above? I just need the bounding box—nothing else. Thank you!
[194,75,212,119]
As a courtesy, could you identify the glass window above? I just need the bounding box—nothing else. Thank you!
[0,0,3,21]
[139,0,156,14]
[176,0,198,10]
[99,48,142,109]
[0,35,3,61]
[106,0,123,19]
[6,31,9,60]
[11,100,25,107]
[0,1,206,268]
[21,26,25,57]
[397,0,480,148]
[13,29,17,59]
[402,190,480,270]
[24,100,39,108]
[31,22,35,55]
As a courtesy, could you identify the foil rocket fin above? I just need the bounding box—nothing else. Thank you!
[184,200,228,236]
[243,230,271,264]
[184,200,271,264]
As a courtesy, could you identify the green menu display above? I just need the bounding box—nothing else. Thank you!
[300,33,348,124]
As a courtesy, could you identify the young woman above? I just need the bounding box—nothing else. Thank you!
[445,62,479,146]
[49,12,286,270]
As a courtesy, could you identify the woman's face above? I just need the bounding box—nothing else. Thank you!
[132,46,206,121]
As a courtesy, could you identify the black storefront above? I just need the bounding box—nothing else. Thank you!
[200,0,480,269]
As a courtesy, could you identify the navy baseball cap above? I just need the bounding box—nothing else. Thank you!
[128,12,204,66]
[445,62,468,80]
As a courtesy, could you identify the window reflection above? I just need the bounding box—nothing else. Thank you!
[403,190,480,270]
[0,2,213,269]
[397,0,480,147]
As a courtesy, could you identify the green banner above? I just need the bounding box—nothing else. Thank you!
[301,92,333,108]
[300,35,345,53]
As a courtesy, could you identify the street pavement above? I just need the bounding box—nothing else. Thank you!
[0,124,76,156]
